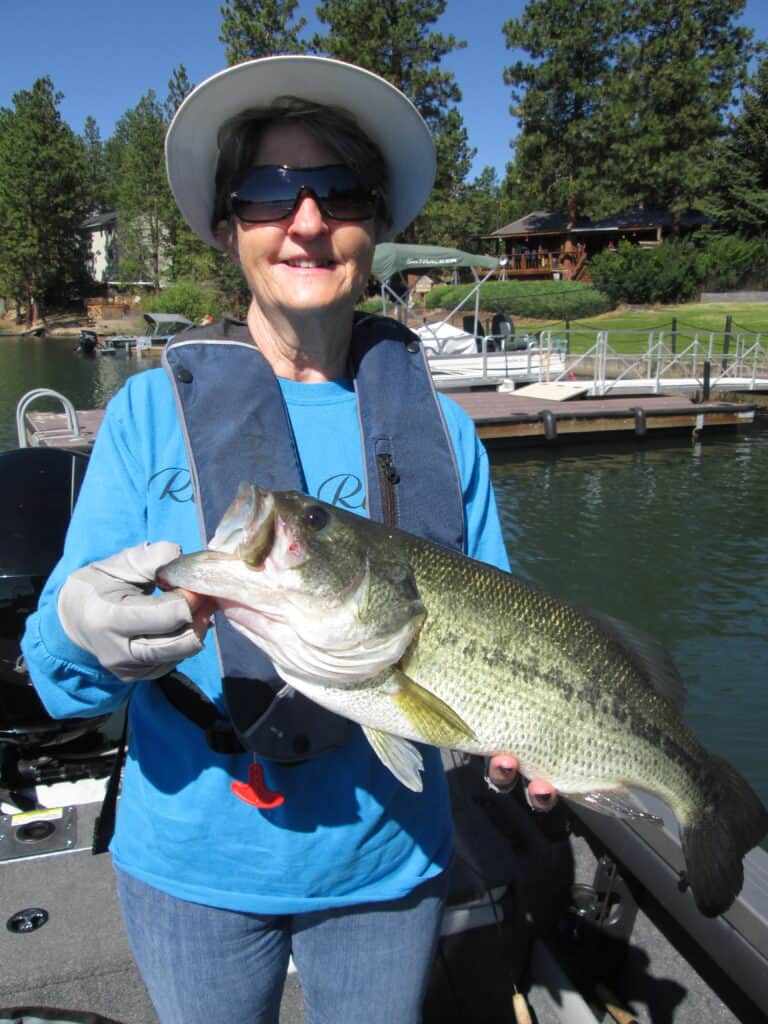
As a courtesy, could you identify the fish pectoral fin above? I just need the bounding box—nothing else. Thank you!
[386,669,477,747]
[362,726,424,792]
[567,789,663,825]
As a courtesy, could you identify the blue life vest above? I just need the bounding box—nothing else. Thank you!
[162,313,465,761]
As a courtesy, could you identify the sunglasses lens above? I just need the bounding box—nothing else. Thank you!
[231,198,297,222]
[323,188,377,220]
[231,165,377,223]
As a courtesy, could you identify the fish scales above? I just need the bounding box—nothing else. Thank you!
[158,483,768,917]
[401,538,709,812]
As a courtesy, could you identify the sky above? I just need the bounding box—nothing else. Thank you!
[1,0,767,181]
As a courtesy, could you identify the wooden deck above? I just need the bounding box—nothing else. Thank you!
[447,391,756,444]
[24,393,755,452]
[23,408,104,451]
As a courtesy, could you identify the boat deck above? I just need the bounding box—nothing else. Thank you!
[23,393,756,452]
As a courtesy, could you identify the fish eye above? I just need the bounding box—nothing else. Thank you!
[303,505,330,531]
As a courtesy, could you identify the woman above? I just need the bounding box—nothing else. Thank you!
[22,56,554,1024]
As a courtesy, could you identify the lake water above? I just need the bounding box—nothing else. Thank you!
[2,334,767,809]
[492,432,768,812]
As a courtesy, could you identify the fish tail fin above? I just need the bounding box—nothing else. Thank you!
[681,754,768,918]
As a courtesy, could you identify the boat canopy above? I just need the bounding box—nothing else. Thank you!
[371,243,499,281]
[371,244,503,341]
[143,312,194,328]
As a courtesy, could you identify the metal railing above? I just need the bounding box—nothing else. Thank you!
[542,330,768,395]
[16,388,83,448]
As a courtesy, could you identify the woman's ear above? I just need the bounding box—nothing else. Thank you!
[215,219,240,263]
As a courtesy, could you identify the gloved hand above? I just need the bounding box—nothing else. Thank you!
[57,541,206,681]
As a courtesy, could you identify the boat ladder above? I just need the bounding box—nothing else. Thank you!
[16,388,84,448]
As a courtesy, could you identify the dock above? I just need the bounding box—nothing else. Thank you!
[22,408,104,451]
[22,392,756,452]
[447,390,755,444]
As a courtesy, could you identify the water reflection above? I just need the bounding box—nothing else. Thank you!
[491,427,768,807]
[0,335,150,450]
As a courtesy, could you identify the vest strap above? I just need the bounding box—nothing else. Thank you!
[161,314,464,760]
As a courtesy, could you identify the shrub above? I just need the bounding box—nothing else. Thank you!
[356,296,383,314]
[425,279,612,319]
[696,235,768,291]
[590,240,700,305]
[143,279,230,323]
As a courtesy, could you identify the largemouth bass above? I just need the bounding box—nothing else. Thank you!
[159,482,768,917]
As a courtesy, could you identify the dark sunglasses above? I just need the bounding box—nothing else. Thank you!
[229,164,379,224]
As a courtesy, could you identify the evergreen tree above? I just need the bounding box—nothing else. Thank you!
[314,0,473,241]
[0,77,91,321]
[112,90,174,287]
[502,0,624,220]
[704,55,768,237]
[219,0,308,63]
[164,64,194,122]
[503,0,756,223]
[82,115,110,213]
[413,165,505,250]
[612,0,755,223]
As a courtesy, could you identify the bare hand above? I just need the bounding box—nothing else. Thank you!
[487,753,557,811]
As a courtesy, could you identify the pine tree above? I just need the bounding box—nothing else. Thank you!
[219,0,308,63]
[164,64,194,122]
[0,77,91,321]
[112,90,174,287]
[702,57,768,237]
[502,0,756,224]
[612,0,755,223]
[502,0,624,220]
[314,0,474,242]
[82,115,109,213]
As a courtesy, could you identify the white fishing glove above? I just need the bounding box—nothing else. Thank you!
[57,542,204,681]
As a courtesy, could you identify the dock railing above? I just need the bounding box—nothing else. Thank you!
[545,328,768,395]
[16,388,84,448]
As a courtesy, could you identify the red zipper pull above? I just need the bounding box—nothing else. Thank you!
[231,762,285,809]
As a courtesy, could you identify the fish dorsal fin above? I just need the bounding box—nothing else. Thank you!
[587,610,686,712]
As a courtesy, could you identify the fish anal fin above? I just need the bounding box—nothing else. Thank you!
[386,669,477,747]
[362,726,424,791]
[567,788,663,825]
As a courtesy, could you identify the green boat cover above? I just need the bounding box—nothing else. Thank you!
[371,243,499,280]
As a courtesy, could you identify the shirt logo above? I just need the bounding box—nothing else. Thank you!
[317,474,365,510]
[149,467,195,503]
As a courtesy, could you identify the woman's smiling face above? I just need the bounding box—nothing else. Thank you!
[230,122,376,320]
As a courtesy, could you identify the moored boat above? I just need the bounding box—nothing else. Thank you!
[105,312,194,351]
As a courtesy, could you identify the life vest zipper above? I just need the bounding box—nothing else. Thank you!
[376,452,400,527]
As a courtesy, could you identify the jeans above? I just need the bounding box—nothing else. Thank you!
[115,867,448,1024]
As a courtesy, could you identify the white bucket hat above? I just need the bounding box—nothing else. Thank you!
[165,55,436,250]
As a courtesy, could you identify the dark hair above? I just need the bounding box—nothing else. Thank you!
[212,96,391,234]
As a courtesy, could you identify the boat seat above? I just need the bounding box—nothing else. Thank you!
[0,448,114,796]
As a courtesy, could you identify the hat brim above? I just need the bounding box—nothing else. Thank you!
[165,55,436,250]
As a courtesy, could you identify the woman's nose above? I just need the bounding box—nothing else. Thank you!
[288,192,328,234]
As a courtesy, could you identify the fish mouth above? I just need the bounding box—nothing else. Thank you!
[209,482,276,568]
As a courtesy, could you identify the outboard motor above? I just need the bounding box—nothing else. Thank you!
[77,329,99,355]
[0,448,116,809]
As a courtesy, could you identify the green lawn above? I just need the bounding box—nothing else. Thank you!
[516,302,768,354]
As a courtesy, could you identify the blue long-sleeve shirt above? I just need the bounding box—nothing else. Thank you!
[22,368,510,913]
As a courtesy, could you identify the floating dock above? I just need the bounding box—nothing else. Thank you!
[448,388,756,444]
[22,390,756,451]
